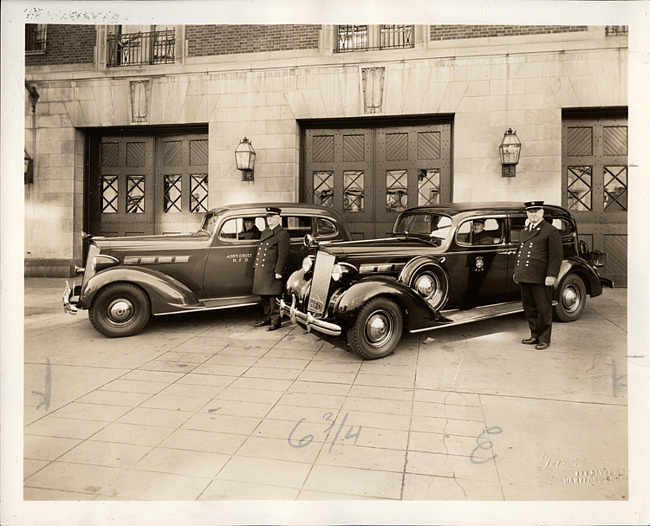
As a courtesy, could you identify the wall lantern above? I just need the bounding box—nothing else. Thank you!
[24,149,34,184]
[235,137,256,181]
[499,128,521,177]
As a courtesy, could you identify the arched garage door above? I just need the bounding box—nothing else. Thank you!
[301,121,452,239]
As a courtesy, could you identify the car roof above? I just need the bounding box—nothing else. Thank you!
[209,202,344,217]
[402,201,569,216]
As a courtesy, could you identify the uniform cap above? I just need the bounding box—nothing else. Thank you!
[524,200,544,210]
[265,207,282,215]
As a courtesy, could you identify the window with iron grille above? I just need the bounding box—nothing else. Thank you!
[336,25,414,53]
[25,24,47,53]
[107,28,175,67]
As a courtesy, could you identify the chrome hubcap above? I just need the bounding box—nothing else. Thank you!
[108,299,133,322]
[563,287,579,312]
[365,312,392,346]
[415,275,435,296]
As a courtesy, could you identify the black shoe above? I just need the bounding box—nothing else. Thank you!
[266,325,281,331]
[535,342,550,350]
[522,337,538,345]
[254,319,270,327]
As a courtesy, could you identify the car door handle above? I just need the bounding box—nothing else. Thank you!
[497,249,517,255]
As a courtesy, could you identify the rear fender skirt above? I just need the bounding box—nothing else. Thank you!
[80,267,201,314]
[333,276,439,331]
[555,258,603,298]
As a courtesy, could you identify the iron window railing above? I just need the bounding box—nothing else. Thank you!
[25,24,47,53]
[107,29,175,67]
[336,25,414,53]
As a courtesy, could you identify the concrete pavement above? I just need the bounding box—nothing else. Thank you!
[21,277,628,502]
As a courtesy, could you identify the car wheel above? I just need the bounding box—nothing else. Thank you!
[409,266,449,310]
[553,273,586,322]
[89,283,151,337]
[347,297,403,360]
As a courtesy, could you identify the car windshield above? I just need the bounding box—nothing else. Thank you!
[199,211,220,234]
[393,212,453,244]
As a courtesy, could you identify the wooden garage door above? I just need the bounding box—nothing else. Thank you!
[89,133,208,237]
[562,113,628,286]
[302,122,452,239]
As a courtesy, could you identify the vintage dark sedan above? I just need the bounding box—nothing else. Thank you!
[280,202,613,359]
[63,203,351,337]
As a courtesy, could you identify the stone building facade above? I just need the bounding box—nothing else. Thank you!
[24,24,628,284]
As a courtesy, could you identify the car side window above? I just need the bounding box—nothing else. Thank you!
[550,218,573,237]
[510,216,527,243]
[316,218,338,238]
[456,218,504,246]
[218,217,264,242]
[282,216,313,239]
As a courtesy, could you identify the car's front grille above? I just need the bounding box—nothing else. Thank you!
[307,251,336,316]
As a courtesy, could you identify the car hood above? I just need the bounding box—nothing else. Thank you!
[319,236,445,261]
[92,231,210,254]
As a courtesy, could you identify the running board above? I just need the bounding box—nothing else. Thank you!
[410,300,557,334]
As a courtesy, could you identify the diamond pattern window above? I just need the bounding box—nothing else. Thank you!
[314,171,334,207]
[126,176,145,214]
[567,166,592,211]
[101,176,118,214]
[190,174,208,213]
[386,170,408,211]
[344,171,365,212]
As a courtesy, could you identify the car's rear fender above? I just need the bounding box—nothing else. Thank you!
[555,258,604,298]
[332,276,439,331]
[80,267,201,314]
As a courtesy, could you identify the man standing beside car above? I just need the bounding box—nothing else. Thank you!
[513,201,562,350]
[252,207,290,331]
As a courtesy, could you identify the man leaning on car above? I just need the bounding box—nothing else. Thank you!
[252,207,290,331]
[513,201,562,350]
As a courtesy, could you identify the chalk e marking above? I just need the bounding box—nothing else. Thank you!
[470,426,502,464]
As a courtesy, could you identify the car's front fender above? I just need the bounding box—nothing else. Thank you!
[555,257,604,298]
[80,267,201,314]
[333,276,440,331]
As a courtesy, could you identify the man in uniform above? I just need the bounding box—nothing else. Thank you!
[252,207,290,331]
[513,201,562,350]
[240,217,261,239]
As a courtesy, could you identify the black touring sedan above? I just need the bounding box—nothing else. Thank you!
[280,202,613,359]
[63,203,351,337]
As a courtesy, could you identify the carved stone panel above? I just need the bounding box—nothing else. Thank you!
[130,80,151,124]
[362,67,385,114]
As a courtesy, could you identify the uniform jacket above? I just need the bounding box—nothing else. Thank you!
[514,220,562,284]
[252,225,290,295]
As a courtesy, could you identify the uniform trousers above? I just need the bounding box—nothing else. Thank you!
[519,282,553,343]
[260,295,281,328]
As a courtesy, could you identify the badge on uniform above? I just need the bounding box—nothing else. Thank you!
[475,256,484,272]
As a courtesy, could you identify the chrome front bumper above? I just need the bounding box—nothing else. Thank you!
[62,281,79,315]
[278,295,342,336]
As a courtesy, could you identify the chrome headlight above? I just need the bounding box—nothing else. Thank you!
[331,263,345,281]
[302,256,314,272]
[92,254,120,272]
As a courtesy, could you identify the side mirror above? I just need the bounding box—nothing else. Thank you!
[303,233,316,247]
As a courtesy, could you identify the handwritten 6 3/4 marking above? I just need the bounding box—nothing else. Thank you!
[288,412,362,452]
